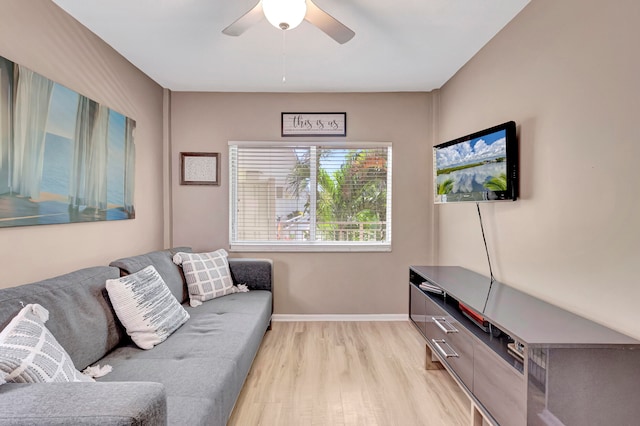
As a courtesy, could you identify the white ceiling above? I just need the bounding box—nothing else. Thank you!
[51,0,530,92]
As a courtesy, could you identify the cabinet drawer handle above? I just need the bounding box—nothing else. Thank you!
[432,339,459,358]
[433,317,458,334]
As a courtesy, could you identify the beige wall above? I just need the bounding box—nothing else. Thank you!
[437,0,640,337]
[0,0,165,287]
[6,0,637,335]
[171,92,434,315]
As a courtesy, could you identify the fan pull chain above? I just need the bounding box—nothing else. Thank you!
[282,30,287,84]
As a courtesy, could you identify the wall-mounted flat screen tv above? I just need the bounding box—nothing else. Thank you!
[434,121,518,203]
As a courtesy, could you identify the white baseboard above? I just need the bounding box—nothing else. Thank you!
[272,314,408,322]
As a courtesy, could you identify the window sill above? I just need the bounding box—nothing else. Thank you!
[229,243,392,253]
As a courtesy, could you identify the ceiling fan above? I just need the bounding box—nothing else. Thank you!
[222,0,355,44]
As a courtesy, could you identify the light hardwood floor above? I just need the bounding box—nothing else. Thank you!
[228,321,471,426]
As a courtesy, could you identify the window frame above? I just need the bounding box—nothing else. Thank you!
[228,141,392,253]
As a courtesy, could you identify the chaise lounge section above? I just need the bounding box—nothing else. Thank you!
[0,247,273,425]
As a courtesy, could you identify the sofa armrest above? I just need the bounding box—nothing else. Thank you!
[228,258,272,291]
[0,382,166,425]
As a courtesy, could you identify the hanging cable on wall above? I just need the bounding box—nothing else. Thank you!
[477,202,495,314]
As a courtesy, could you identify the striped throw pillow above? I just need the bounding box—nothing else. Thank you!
[106,265,189,350]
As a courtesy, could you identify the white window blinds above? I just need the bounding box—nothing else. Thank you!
[229,141,392,252]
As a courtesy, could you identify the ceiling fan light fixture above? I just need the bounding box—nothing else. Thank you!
[262,0,307,30]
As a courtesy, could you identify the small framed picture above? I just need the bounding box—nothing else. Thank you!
[180,152,220,186]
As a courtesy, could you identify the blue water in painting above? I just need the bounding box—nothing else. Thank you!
[41,133,71,196]
[40,83,127,207]
[41,131,125,206]
[107,111,125,205]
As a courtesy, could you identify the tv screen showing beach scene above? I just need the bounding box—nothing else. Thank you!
[434,122,516,203]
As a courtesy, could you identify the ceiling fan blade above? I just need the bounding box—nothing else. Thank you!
[222,1,264,37]
[304,0,355,44]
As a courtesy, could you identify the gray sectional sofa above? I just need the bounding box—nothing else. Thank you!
[0,247,273,425]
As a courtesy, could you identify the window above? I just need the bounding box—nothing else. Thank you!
[229,141,392,252]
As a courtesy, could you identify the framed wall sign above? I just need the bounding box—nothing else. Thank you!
[282,112,347,137]
[180,152,220,186]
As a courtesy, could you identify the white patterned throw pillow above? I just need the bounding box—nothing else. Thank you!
[0,304,93,384]
[106,265,190,350]
[173,249,248,307]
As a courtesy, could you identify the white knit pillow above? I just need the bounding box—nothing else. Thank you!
[106,265,190,350]
[0,304,93,384]
[173,249,247,307]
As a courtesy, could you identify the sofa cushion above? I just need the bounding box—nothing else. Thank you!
[0,382,167,425]
[106,266,190,350]
[0,304,93,383]
[98,290,272,425]
[100,356,238,425]
[110,247,192,303]
[173,249,239,307]
[102,291,272,361]
[0,266,124,371]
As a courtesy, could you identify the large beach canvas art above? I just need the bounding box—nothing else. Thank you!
[0,56,135,228]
